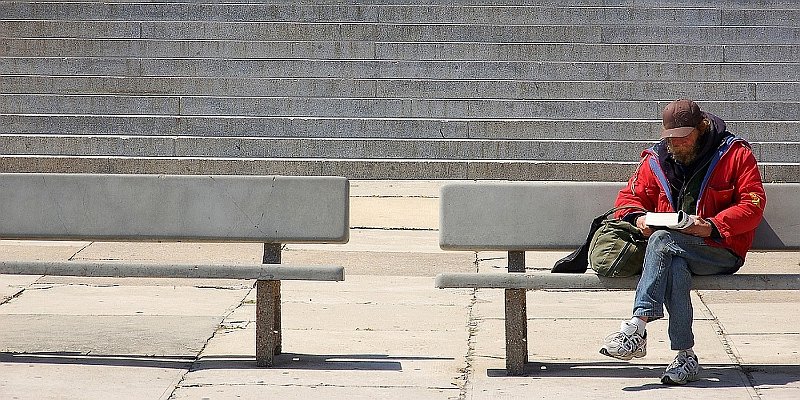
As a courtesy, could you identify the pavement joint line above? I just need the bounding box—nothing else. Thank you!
[696,290,763,399]
[167,281,257,399]
[0,277,55,306]
[458,288,478,400]
[456,252,480,399]
[0,287,27,306]
[68,241,94,261]
[352,195,437,198]
[350,226,437,231]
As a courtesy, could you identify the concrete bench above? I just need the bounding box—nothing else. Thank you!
[435,181,800,375]
[0,173,349,367]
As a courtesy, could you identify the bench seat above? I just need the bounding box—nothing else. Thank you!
[436,272,800,291]
[0,261,344,281]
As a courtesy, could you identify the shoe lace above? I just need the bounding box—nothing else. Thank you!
[611,331,642,353]
[667,353,697,376]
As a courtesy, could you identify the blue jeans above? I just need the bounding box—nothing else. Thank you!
[633,230,741,350]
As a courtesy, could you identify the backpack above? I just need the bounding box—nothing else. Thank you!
[552,205,647,277]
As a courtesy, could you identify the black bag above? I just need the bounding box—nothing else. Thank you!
[588,206,648,277]
[552,205,646,276]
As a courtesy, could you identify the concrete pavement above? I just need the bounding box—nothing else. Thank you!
[1,180,799,399]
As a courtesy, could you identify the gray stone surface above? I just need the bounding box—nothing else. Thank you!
[0,314,221,355]
[0,155,638,181]
[440,181,622,250]
[0,173,349,243]
[0,260,345,280]
[13,96,775,119]
[0,156,797,183]
[69,241,263,263]
[2,115,796,142]
[0,359,186,400]
[0,283,248,317]
[6,76,800,102]
[439,182,799,250]
[4,4,795,25]
[472,289,711,321]
[4,58,799,81]
[436,272,800,291]
[0,274,37,304]
[6,38,800,63]
[2,136,799,165]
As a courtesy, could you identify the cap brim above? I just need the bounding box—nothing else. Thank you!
[661,126,695,139]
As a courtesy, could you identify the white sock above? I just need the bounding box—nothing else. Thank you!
[629,317,647,334]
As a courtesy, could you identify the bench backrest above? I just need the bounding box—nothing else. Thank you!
[440,181,798,251]
[0,173,349,243]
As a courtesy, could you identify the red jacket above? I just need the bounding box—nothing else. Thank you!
[614,136,766,260]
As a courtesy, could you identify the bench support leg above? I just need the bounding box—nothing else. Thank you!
[505,288,527,375]
[256,243,282,367]
[505,251,527,375]
[256,279,281,367]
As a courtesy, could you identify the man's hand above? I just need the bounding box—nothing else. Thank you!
[636,214,713,238]
[635,215,654,238]
[680,215,713,238]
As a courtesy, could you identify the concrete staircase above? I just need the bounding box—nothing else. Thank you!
[1,0,798,181]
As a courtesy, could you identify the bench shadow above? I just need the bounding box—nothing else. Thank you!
[0,352,194,369]
[486,361,800,389]
[193,353,452,371]
[0,351,450,372]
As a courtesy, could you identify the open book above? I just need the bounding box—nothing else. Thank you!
[644,211,694,230]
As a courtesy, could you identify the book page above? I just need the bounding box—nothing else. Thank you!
[645,211,693,229]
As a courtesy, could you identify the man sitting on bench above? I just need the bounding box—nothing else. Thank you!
[599,99,767,385]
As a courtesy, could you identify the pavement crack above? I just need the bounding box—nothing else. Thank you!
[68,241,94,261]
[0,287,28,306]
[696,290,763,400]
[456,253,480,400]
[164,283,256,399]
[457,288,478,400]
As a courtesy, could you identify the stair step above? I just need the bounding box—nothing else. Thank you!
[2,95,797,121]
[4,38,798,63]
[17,0,790,8]
[1,135,796,163]
[3,3,799,25]
[3,76,798,102]
[2,115,797,142]
[3,20,799,43]
[0,155,795,182]
[3,58,798,81]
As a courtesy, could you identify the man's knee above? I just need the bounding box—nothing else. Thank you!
[647,230,674,251]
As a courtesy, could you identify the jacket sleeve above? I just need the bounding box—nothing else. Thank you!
[613,156,658,219]
[705,146,766,238]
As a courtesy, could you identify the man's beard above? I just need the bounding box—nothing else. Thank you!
[667,140,701,165]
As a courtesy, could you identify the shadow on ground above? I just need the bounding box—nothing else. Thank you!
[486,361,800,390]
[0,351,452,372]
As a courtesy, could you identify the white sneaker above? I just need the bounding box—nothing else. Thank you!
[599,320,647,360]
[661,350,700,385]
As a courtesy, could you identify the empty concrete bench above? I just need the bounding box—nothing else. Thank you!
[0,173,349,367]
[435,181,800,375]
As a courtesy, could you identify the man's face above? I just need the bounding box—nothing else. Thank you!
[666,128,701,165]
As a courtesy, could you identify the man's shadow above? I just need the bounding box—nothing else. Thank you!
[487,361,800,391]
